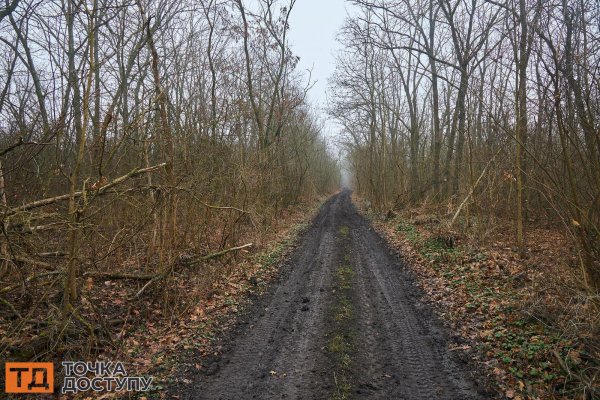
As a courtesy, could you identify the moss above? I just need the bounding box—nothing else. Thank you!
[329,258,356,400]
[328,331,354,400]
[336,265,354,290]
[328,333,349,353]
[334,297,353,322]
[332,373,352,400]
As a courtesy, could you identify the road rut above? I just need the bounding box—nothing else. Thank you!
[179,190,484,399]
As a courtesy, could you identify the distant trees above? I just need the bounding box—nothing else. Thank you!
[0,0,338,317]
[330,0,600,293]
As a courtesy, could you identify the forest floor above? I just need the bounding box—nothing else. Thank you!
[365,199,599,400]
[172,189,489,400]
[3,190,596,399]
[0,194,324,397]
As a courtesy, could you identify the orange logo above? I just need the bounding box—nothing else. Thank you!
[5,363,54,394]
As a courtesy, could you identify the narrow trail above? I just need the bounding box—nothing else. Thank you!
[179,190,484,399]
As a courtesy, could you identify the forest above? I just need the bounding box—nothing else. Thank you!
[0,0,599,398]
[332,0,599,294]
[0,0,338,373]
[330,0,599,397]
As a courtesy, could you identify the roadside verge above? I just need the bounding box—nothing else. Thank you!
[355,198,598,400]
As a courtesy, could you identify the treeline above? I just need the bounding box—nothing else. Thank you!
[0,0,338,321]
[330,0,600,294]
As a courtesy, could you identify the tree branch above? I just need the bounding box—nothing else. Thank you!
[3,163,166,217]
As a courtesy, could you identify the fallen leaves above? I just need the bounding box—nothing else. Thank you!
[110,203,319,392]
[369,207,599,400]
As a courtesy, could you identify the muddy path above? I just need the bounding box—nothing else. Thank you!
[177,190,487,399]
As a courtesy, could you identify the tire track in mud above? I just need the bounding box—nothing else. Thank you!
[178,190,486,400]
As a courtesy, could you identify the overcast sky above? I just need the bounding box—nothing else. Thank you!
[288,0,349,139]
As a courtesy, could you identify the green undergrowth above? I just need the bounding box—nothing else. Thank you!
[396,219,461,263]
[396,221,418,243]
[387,216,591,399]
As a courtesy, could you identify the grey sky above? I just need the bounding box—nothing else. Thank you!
[288,0,348,135]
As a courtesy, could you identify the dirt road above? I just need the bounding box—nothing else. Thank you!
[180,190,485,399]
